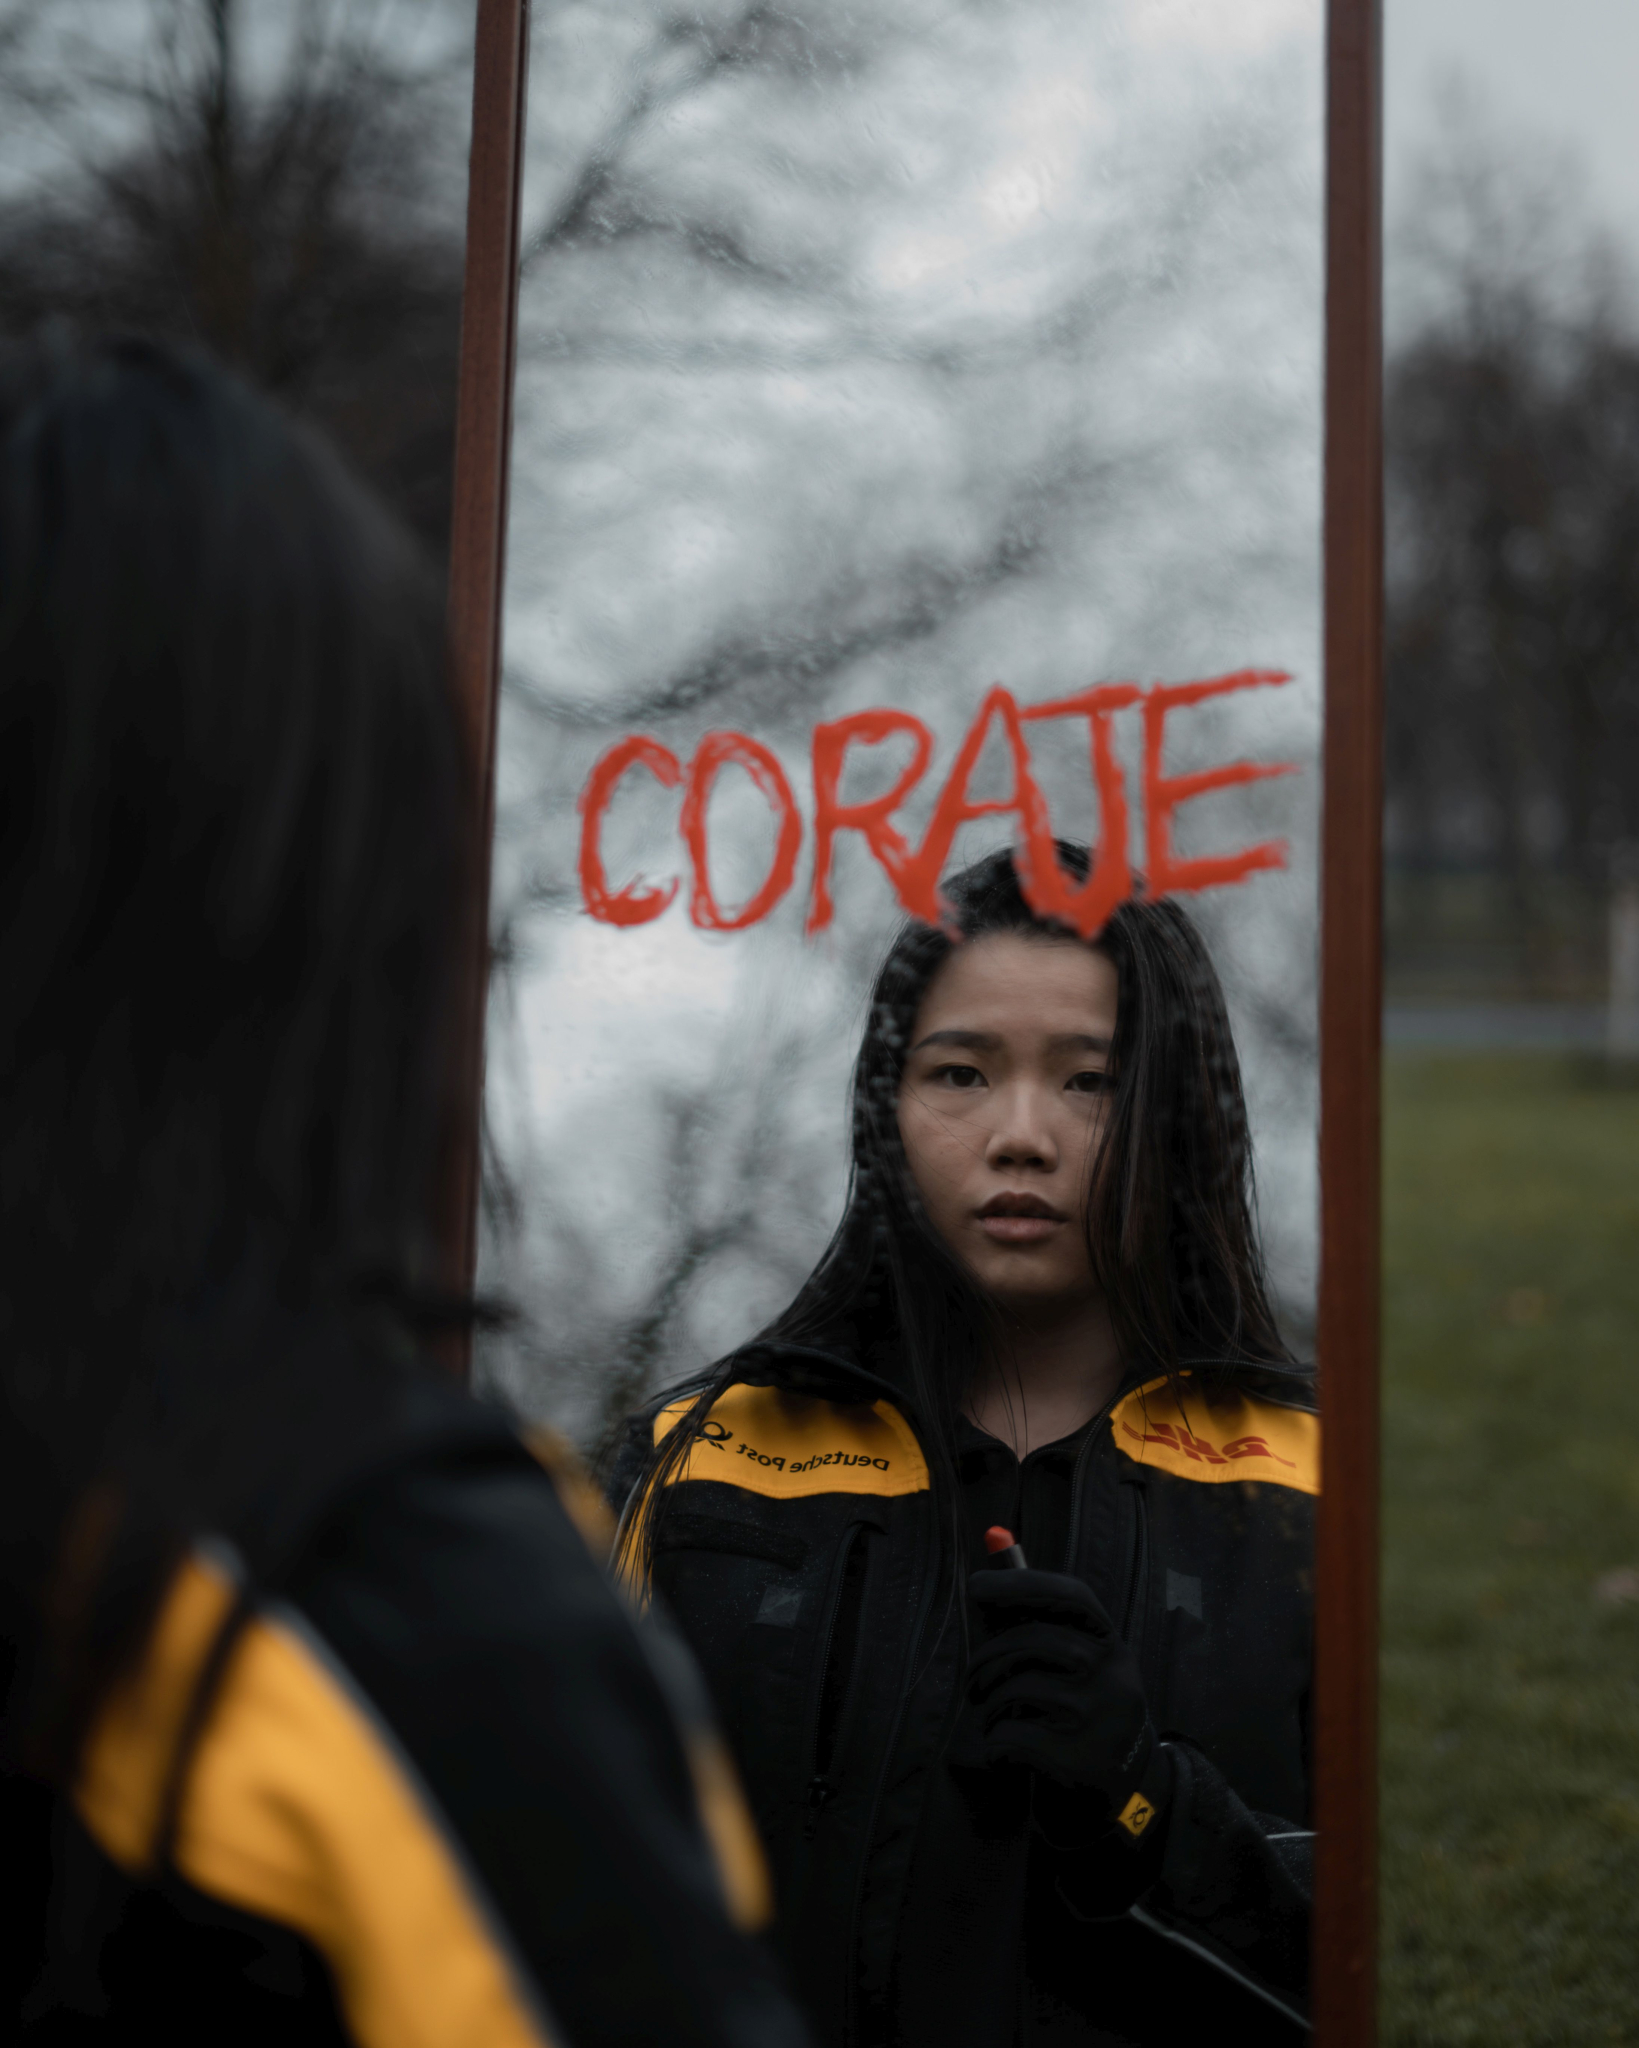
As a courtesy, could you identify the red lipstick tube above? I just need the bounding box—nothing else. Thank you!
[984,1525,1029,1570]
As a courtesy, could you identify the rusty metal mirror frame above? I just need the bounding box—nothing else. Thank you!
[443,5,1384,2042]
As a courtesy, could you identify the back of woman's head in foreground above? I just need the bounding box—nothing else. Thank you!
[0,333,471,1760]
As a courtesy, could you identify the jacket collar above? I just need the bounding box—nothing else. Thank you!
[723,1336,1317,1422]
[725,1337,903,1409]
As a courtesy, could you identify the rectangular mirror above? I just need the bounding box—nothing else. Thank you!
[470,0,1346,2037]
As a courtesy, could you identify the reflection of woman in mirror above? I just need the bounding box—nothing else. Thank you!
[615,843,1314,2046]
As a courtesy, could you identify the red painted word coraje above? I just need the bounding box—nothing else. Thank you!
[577,668,1298,940]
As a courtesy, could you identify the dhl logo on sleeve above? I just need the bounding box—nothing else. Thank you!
[654,1383,930,1500]
[1110,1379,1319,1496]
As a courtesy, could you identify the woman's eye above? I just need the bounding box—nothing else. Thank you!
[933,1064,986,1089]
[1067,1069,1113,1095]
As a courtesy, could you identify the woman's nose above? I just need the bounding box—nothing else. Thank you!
[983,1087,1059,1172]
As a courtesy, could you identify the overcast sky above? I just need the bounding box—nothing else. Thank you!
[1387,0,1639,254]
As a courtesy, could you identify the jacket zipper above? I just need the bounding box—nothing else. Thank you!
[1065,1394,1149,1660]
[1122,1487,1150,1657]
[841,1494,941,2042]
[803,1521,869,1837]
[841,1392,1129,2038]
[1063,1419,1100,1569]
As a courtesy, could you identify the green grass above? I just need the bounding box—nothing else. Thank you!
[1381,1054,1639,2043]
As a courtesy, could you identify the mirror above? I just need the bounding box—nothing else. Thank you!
[483,0,1325,2032]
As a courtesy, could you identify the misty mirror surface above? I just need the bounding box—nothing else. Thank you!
[1382,3,1639,2038]
[482,0,1324,1430]
[485,0,1323,2026]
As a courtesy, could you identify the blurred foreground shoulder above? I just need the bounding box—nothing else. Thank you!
[25,1402,807,2048]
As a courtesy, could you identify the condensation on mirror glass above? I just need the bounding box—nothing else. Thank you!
[479,0,1324,1443]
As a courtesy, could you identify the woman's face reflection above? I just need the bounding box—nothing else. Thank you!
[896,930,1120,1316]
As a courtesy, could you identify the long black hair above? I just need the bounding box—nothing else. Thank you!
[630,842,1296,1575]
[0,333,473,1773]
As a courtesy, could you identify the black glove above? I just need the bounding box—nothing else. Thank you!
[966,1568,1168,1852]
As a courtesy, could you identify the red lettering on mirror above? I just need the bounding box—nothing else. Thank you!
[808,709,935,934]
[895,686,1054,929]
[577,672,1298,934]
[680,730,803,931]
[576,734,682,925]
[1018,682,1143,938]
[1141,669,1296,896]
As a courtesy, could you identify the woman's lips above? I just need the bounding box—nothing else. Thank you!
[978,1214,1060,1244]
[975,1194,1066,1245]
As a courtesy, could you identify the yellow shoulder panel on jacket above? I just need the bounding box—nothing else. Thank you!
[77,1553,554,2048]
[654,1383,929,1498]
[74,1545,238,1871]
[1109,1378,1319,1496]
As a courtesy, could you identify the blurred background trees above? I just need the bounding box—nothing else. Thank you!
[1385,100,1639,1012]
[0,0,473,556]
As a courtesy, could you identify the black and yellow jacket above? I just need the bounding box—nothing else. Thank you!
[4,1379,808,2048]
[615,1338,1317,2047]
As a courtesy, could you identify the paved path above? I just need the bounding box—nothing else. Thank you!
[1385,1004,1609,1049]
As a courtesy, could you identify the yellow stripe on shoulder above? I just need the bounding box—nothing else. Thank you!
[77,1552,554,2048]
[654,1383,929,1499]
[74,1546,238,1870]
[1109,1377,1319,1495]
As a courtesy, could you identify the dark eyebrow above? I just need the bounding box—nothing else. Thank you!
[1047,1033,1114,1055]
[908,1029,1114,1056]
[908,1029,1001,1055]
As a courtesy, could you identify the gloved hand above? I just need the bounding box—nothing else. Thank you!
[966,1568,1168,1850]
